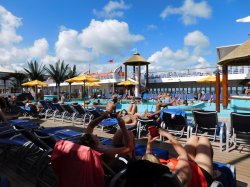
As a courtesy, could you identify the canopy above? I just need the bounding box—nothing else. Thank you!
[196,75,221,83]
[65,74,100,107]
[66,74,100,83]
[118,80,138,86]
[22,80,48,87]
[85,82,101,87]
[218,39,250,66]
[123,53,150,66]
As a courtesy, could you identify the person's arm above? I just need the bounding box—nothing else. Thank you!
[85,112,109,134]
[86,102,115,133]
[158,128,191,186]
[145,133,159,154]
[103,117,134,156]
[146,109,162,118]
[125,115,138,126]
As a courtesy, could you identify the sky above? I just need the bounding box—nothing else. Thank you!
[0,0,250,74]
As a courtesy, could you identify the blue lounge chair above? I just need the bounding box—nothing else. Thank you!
[160,108,189,140]
[227,112,250,152]
[192,111,226,152]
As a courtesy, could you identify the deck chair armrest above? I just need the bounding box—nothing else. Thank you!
[34,132,53,139]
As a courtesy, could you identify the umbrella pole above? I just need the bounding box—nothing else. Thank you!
[83,81,86,108]
[35,85,38,102]
[69,83,72,101]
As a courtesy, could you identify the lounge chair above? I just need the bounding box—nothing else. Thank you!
[61,104,80,124]
[14,125,58,187]
[160,108,189,140]
[38,100,54,119]
[192,111,226,151]
[72,104,94,126]
[136,117,155,139]
[226,112,250,152]
[52,103,70,122]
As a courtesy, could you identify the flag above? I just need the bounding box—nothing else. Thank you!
[107,59,113,63]
[131,48,137,53]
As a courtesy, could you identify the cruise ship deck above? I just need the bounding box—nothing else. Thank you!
[1,117,249,187]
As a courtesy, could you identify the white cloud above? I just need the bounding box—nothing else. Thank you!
[160,0,211,25]
[0,5,49,72]
[93,0,130,19]
[0,5,143,73]
[55,29,98,62]
[78,19,144,55]
[148,30,211,71]
[236,16,250,23]
[184,30,209,54]
[0,5,22,47]
[44,19,144,72]
[184,30,209,47]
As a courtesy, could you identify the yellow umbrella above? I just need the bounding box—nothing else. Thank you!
[66,74,100,83]
[21,80,48,102]
[118,80,138,97]
[22,80,48,87]
[118,80,138,86]
[85,82,101,87]
[196,75,221,83]
[197,75,221,93]
[65,74,100,106]
[85,82,101,97]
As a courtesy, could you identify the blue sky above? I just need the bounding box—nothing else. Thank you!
[0,0,250,73]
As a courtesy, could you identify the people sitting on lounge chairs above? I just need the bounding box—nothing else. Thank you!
[126,129,214,187]
[78,101,135,165]
[145,97,175,119]
[118,101,138,127]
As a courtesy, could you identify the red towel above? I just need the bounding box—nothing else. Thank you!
[51,140,104,187]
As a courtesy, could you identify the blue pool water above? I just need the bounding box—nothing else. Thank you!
[44,95,59,100]
[63,98,249,120]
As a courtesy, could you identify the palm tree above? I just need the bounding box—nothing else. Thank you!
[23,61,46,101]
[45,60,69,98]
[67,65,80,100]
[10,71,27,93]
[23,60,46,81]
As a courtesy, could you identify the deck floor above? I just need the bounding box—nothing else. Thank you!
[0,117,249,187]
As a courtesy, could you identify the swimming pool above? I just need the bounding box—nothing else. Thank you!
[44,95,59,100]
[63,98,249,120]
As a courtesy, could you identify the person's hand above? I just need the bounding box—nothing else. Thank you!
[106,102,116,114]
[117,117,126,128]
[158,128,169,137]
[147,133,159,144]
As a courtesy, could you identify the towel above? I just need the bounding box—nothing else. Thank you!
[51,140,104,187]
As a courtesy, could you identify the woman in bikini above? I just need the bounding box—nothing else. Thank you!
[127,129,213,187]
